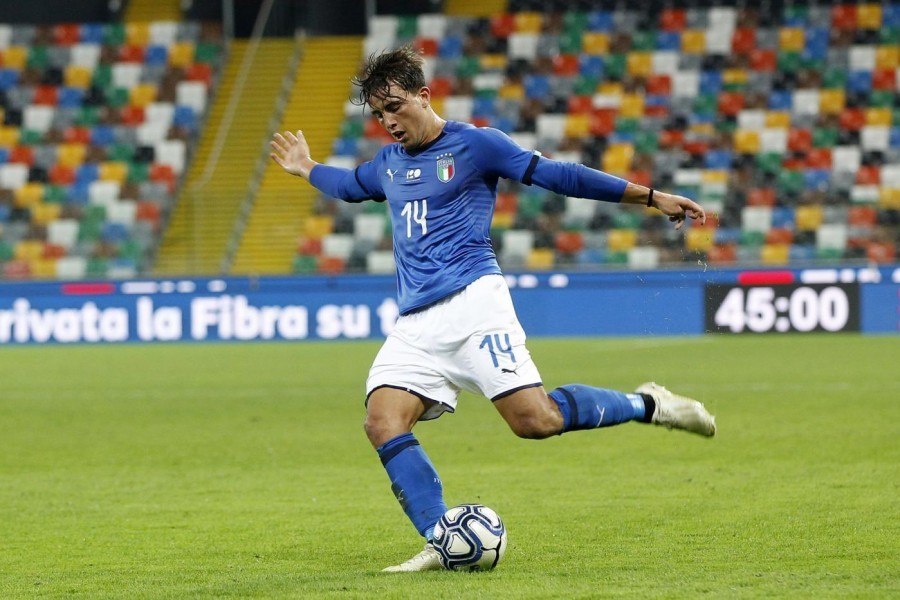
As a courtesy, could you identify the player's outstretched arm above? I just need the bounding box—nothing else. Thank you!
[494,135,705,230]
[619,183,706,230]
[271,129,382,203]
[270,130,318,180]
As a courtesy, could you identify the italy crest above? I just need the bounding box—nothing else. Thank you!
[437,154,455,183]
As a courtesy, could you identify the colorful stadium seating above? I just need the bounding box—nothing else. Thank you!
[1,5,898,279]
[300,3,899,274]
[0,20,221,279]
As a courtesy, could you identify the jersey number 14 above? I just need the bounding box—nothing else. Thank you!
[401,199,428,238]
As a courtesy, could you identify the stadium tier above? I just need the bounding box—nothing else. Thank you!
[0,21,222,279]
[0,4,899,280]
[303,4,900,274]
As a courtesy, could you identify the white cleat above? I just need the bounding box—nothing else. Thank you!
[636,382,716,437]
[382,543,443,572]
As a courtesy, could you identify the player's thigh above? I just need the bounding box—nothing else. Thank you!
[366,327,460,422]
[492,385,564,439]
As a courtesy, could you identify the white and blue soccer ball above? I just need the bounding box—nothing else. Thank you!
[431,504,507,571]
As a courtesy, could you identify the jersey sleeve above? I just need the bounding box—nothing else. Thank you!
[465,127,627,202]
[465,127,539,182]
[528,157,628,203]
[308,158,386,202]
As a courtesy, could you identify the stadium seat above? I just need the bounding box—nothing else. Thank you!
[760,243,790,264]
[291,253,317,274]
[130,83,158,108]
[296,235,323,257]
[864,239,894,262]
[602,143,634,174]
[622,246,656,270]
[491,211,515,231]
[706,242,736,264]
[554,231,583,255]
[816,223,848,253]
[681,30,705,54]
[606,229,637,252]
[779,27,805,52]
[584,10,612,32]
[54,255,86,279]
[443,96,473,122]
[98,161,128,184]
[13,183,42,210]
[660,8,686,32]
[132,198,158,226]
[747,49,776,72]
[353,213,387,244]
[766,225,795,245]
[881,188,900,209]
[144,44,168,67]
[106,200,136,228]
[313,254,344,275]
[366,250,395,274]
[818,89,845,115]
[500,229,534,265]
[321,233,354,261]
[733,130,761,154]
[0,164,29,190]
[685,227,714,252]
[872,68,896,91]
[304,215,334,240]
[742,206,773,233]
[176,81,207,114]
[149,164,176,192]
[795,206,824,231]
[526,248,554,269]
[798,26,826,56]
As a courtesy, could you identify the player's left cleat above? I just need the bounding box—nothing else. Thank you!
[381,543,443,572]
[636,382,716,437]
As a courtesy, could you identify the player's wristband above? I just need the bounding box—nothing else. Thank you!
[647,188,655,208]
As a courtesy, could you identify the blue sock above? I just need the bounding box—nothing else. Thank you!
[549,384,647,433]
[377,433,447,540]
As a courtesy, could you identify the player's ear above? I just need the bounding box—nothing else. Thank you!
[417,86,431,108]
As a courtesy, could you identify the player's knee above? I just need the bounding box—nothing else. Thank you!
[363,410,410,448]
[496,391,564,439]
[363,412,393,448]
[508,413,561,440]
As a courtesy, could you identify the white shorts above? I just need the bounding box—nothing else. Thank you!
[366,274,543,420]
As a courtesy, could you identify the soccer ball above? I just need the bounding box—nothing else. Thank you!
[431,504,507,571]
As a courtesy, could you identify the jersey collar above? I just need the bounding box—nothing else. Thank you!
[403,129,447,157]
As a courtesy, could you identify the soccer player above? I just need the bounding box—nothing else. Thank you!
[271,46,716,572]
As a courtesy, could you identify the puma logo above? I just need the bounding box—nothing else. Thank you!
[501,367,519,375]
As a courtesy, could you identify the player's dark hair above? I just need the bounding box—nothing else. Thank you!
[352,45,426,107]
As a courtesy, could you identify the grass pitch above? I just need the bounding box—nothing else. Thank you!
[1,335,898,599]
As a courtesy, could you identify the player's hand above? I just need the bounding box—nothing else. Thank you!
[652,191,706,230]
[270,130,317,179]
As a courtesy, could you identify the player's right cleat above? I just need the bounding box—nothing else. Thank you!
[381,543,443,572]
[637,382,716,437]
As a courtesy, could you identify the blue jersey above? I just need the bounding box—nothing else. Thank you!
[310,121,628,314]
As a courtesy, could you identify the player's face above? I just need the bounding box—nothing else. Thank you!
[369,83,435,151]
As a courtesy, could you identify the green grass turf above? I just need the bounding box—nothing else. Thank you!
[0,335,898,599]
